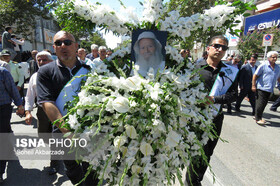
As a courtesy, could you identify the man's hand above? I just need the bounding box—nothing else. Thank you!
[25,111,32,125]
[16,105,25,117]
[206,95,215,105]
[17,86,21,91]
[251,85,256,92]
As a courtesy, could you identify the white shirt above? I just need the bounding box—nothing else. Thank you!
[11,38,24,52]
[25,72,37,111]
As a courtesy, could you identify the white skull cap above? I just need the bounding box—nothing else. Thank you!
[134,31,162,54]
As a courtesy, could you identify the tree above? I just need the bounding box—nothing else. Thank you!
[79,32,107,53]
[0,0,54,38]
[237,27,280,60]
[164,0,256,50]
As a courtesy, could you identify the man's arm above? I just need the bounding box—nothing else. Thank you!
[25,74,36,125]
[42,102,69,134]
[252,74,258,92]
[213,74,239,105]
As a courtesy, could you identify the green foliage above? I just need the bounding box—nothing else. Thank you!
[0,0,54,38]
[50,0,97,39]
[164,0,257,49]
[237,27,280,60]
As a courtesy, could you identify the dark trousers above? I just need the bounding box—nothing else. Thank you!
[52,127,99,185]
[255,89,271,121]
[186,114,224,185]
[235,88,256,114]
[0,104,13,175]
[36,106,58,167]
[270,96,280,111]
[64,160,99,185]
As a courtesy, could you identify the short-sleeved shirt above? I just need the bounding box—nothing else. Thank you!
[2,31,14,49]
[8,61,24,87]
[0,67,22,106]
[254,61,280,93]
[37,59,86,103]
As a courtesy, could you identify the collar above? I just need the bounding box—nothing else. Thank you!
[249,63,255,68]
[200,59,226,70]
[56,58,82,69]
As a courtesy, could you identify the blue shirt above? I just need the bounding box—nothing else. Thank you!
[0,67,22,106]
[255,61,280,93]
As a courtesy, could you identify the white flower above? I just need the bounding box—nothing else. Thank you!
[140,142,154,156]
[112,97,130,113]
[145,83,163,101]
[166,131,181,148]
[113,136,127,149]
[131,165,142,174]
[125,125,137,139]
[68,114,80,130]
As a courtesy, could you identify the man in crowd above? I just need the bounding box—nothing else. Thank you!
[27,50,38,76]
[196,51,208,65]
[180,49,187,58]
[0,66,24,183]
[235,54,258,115]
[92,46,107,63]
[226,54,242,114]
[37,30,97,185]
[0,51,11,72]
[133,31,164,76]
[1,27,16,60]
[77,48,91,64]
[186,35,238,186]
[106,49,113,57]
[86,44,99,61]
[11,34,25,62]
[252,51,280,125]
[1,49,25,104]
[25,51,57,175]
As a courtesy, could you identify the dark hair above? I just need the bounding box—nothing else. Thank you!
[5,26,12,31]
[209,35,228,46]
[11,34,16,38]
[251,54,258,60]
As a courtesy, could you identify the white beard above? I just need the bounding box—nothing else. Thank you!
[135,53,164,76]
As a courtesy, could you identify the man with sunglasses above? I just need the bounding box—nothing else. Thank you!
[186,35,238,186]
[37,31,97,185]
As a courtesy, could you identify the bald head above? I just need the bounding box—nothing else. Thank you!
[53,31,76,43]
[53,30,78,68]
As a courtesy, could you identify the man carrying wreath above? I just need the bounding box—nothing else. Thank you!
[36,30,97,185]
[186,35,239,185]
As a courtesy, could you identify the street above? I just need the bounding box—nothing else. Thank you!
[2,97,280,186]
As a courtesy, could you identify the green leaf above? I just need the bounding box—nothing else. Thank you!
[243,13,251,17]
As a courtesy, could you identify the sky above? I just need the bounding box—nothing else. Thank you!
[88,0,169,49]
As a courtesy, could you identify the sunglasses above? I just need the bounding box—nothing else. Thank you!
[211,44,228,51]
[54,40,74,46]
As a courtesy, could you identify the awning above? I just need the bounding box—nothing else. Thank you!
[244,8,280,35]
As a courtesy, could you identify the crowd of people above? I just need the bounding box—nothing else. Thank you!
[0,27,279,185]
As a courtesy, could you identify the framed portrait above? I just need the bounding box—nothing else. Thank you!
[131,29,167,76]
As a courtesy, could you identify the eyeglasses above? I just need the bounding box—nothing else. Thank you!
[211,44,228,51]
[54,40,74,46]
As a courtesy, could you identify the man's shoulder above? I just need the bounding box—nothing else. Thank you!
[38,61,57,74]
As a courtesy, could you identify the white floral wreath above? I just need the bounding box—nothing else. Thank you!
[59,0,239,185]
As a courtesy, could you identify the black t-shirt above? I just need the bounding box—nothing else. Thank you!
[37,59,84,103]
[197,60,238,105]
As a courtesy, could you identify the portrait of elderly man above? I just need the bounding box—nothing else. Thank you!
[132,30,167,76]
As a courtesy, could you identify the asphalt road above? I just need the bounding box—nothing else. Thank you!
[2,98,280,186]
